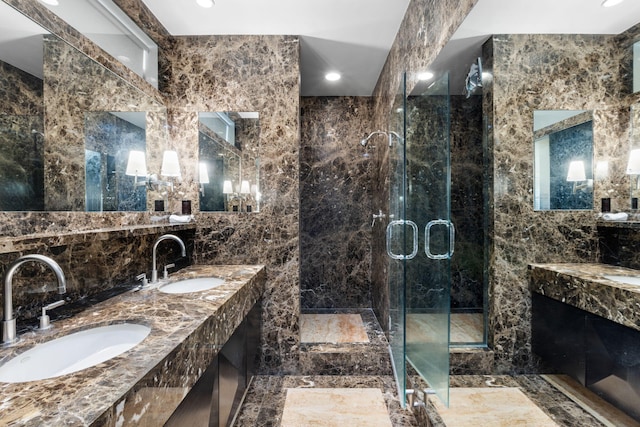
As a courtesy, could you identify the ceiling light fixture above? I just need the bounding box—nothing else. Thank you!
[40,0,59,5]
[417,71,434,81]
[196,0,214,8]
[325,72,341,81]
[601,0,624,7]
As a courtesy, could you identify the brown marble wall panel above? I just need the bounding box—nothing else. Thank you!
[450,95,484,311]
[485,34,627,373]
[0,226,195,327]
[369,0,479,334]
[0,59,42,116]
[299,97,373,309]
[160,35,300,374]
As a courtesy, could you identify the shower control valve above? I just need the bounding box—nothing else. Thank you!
[371,210,386,227]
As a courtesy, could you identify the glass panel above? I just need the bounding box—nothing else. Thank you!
[405,72,451,407]
[388,72,407,407]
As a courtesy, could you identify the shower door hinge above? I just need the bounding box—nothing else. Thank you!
[405,388,435,408]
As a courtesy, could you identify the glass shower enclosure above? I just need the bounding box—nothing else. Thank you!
[387,72,452,407]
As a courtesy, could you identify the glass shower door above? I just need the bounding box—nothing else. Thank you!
[388,72,408,407]
[404,72,452,407]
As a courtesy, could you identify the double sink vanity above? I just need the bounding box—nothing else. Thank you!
[530,221,640,422]
[0,256,265,426]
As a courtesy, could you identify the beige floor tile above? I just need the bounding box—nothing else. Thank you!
[432,387,558,426]
[281,388,392,427]
[300,314,369,343]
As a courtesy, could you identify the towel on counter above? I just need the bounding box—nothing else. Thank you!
[602,212,628,221]
[169,214,194,224]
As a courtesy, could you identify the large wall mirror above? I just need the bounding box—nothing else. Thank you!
[533,110,594,210]
[198,112,260,212]
[0,1,166,212]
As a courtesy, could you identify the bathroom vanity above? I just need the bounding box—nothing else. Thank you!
[0,263,265,426]
[529,262,640,421]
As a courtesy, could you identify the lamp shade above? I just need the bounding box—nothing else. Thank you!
[566,160,586,182]
[240,180,251,194]
[223,180,233,194]
[595,160,609,180]
[627,149,640,174]
[160,150,181,177]
[198,162,209,184]
[125,150,147,176]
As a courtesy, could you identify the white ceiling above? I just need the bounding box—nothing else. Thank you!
[140,0,640,97]
[139,0,411,96]
[2,0,640,97]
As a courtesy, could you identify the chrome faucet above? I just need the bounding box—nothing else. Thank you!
[2,254,66,345]
[151,234,186,283]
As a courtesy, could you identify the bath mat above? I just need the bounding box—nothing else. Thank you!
[281,388,391,427]
[300,314,369,343]
[432,387,558,426]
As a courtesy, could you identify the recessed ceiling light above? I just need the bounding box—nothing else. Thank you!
[601,0,624,7]
[117,55,131,63]
[40,0,59,5]
[417,71,434,81]
[325,72,341,82]
[196,0,214,8]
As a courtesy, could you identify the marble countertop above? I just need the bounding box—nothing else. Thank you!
[0,264,265,426]
[529,263,640,332]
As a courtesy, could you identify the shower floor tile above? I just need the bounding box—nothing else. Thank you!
[406,313,483,343]
[281,388,392,427]
[300,313,369,343]
[431,387,558,426]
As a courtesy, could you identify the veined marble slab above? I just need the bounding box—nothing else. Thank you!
[281,388,392,427]
[432,388,558,427]
[300,313,369,343]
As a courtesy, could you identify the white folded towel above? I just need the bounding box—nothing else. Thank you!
[169,214,194,224]
[602,212,628,221]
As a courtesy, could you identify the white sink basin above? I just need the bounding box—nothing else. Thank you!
[0,323,150,383]
[603,275,640,286]
[158,277,224,294]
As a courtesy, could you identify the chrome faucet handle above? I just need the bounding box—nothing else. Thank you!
[39,299,65,330]
[135,273,149,290]
[163,263,175,280]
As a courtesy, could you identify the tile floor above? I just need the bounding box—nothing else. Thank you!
[234,312,632,426]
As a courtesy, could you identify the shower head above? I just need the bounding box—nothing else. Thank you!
[463,57,483,98]
[360,130,387,147]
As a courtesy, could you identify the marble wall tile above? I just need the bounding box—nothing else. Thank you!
[450,95,484,311]
[159,35,301,374]
[0,227,195,326]
[299,97,374,309]
[485,34,627,373]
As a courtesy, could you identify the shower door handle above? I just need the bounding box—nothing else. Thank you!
[386,220,418,260]
[424,220,455,260]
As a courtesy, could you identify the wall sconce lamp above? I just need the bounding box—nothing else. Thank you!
[626,148,640,190]
[566,160,589,193]
[199,162,209,196]
[125,149,181,190]
[222,179,254,212]
[125,150,148,186]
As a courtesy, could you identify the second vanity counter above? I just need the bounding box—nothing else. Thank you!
[0,264,266,426]
[529,263,640,332]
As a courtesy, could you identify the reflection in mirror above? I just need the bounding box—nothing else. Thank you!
[628,104,640,202]
[198,112,260,212]
[0,1,167,212]
[634,41,639,93]
[84,112,146,211]
[533,110,594,210]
